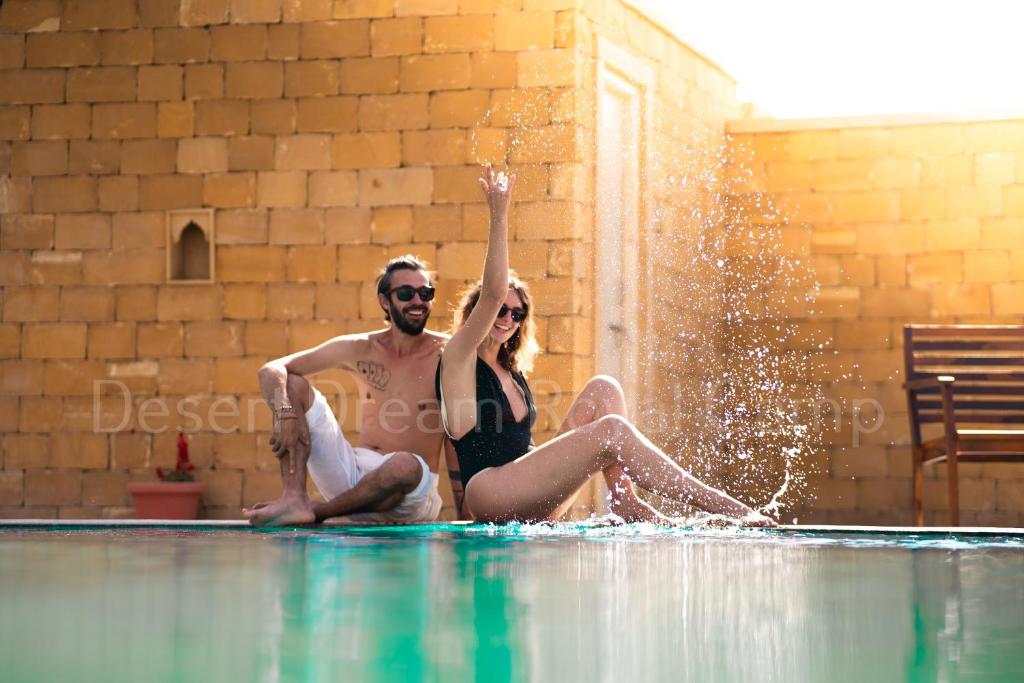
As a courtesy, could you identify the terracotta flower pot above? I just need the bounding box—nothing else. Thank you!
[128,482,206,520]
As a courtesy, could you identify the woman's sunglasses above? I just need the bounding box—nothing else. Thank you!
[498,305,526,323]
[389,285,435,302]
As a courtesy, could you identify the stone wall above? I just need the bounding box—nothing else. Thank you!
[726,117,1024,526]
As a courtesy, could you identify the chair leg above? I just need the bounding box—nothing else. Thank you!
[912,447,924,527]
[947,449,960,527]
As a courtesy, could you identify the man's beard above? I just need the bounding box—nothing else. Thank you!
[389,300,429,335]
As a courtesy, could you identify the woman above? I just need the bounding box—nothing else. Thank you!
[437,165,775,526]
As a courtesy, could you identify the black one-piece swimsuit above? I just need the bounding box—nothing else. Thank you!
[434,357,537,486]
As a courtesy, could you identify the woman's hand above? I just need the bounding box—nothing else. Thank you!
[478,163,516,217]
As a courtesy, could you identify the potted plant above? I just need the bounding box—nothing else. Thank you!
[128,431,205,519]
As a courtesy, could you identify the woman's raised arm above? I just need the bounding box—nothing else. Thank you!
[439,164,516,438]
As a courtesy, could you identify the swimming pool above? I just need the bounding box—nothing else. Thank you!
[1,522,1022,682]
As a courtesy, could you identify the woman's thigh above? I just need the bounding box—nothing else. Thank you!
[465,420,614,522]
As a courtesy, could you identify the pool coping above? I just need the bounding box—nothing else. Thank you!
[1,519,1022,536]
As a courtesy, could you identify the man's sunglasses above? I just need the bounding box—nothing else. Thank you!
[498,305,527,323]
[389,285,435,302]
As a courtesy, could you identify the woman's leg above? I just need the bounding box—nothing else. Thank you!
[546,375,667,522]
[465,412,761,524]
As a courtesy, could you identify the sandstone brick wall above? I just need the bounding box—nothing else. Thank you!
[727,118,1024,526]
[0,0,605,519]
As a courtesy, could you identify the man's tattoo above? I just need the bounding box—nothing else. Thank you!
[357,360,391,391]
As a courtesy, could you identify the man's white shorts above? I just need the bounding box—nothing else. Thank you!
[304,388,441,523]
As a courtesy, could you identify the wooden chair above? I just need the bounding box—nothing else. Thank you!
[903,324,1024,526]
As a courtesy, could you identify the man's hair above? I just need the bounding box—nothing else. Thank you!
[376,255,432,297]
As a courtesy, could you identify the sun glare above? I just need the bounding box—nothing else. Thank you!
[649,0,1024,119]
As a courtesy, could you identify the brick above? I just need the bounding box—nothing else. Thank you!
[0,470,24,506]
[495,11,554,50]
[332,132,400,169]
[178,136,229,173]
[424,15,492,52]
[429,90,489,128]
[139,0,180,27]
[33,176,97,214]
[285,60,340,97]
[980,218,1024,249]
[158,102,195,138]
[491,88,550,128]
[946,185,1001,218]
[158,285,223,320]
[301,20,370,58]
[920,155,972,186]
[101,29,155,65]
[61,286,116,321]
[0,0,61,32]
[99,177,140,212]
[0,177,32,213]
[88,322,136,359]
[0,358,44,395]
[257,170,307,207]
[211,24,267,61]
[861,287,930,317]
[831,191,900,223]
[213,356,265,394]
[371,17,423,56]
[992,284,1024,315]
[231,0,282,22]
[216,208,268,244]
[471,51,516,88]
[359,93,429,131]
[55,213,111,249]
[44,358,110,397]
[974,152,1016,185]
[116,286,158,320]
[965,121,1024,153]
[325,207,371,243]
[195,99,250,135]
[340,56,399,94]
[309,171,359,207]
[218,245,287,281]
[64,0,136,29]
[924,218,980,252]
[891,125,966,156]
[870,158,920,189]
[228,136,275,171]
[433,164,483,203]
[121,139,177,174]
[92,103,158,140]
[184,321,244,357]
[111,211,162,249]
[358,168,432,206]
[25,470,82,507]
[0,34,23,69]
[931,283,991,317]
[338,244,386,281]
[400,53,470,91]
[0,107,31,141]
[368,206,413,244]
[181,0,230,26]
[25,31,100,67]
[267,283,315,319]
[138,65,184,101]
[288,245,337,282]
[83,250,164,284]
[203,172,257,208]
[515,200,573,239]
[0,70,64,105]
[334,0,394,18]
[226,61,283,98]
[21,323,87,359]
[836,128,891,159]
[139,174,203,209]
[282,0,333,21]
[184,63,224,99]
[250,101,296,137]
[509,124,574,163]
[412,204,459,241]
[395,0,458,15]
[267,23,299,59]
[517,48,573,87]
[269,208,324,244]
[899,188,946,220]
[224,284,267,319]
[154,27,211,64]
[275,134,332,170]
[81,471,130,506]
[287,101,351,137]
[2,215,52,250]
[28,251,83,287]
[402,129,465,166]
[11,140,66,177]
[138,321,184,356]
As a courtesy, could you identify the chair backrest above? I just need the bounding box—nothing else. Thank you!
[904,325,1024,444]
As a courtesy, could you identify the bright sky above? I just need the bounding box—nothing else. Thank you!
[650,0,1024,119]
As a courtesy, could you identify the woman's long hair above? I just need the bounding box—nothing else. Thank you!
[452,271,540,375]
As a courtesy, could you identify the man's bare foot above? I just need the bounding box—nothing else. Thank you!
[243,493,316,527]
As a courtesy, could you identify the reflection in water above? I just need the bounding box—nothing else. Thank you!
[0,528,1022,682]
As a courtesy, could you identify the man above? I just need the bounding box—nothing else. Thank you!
[244,255,450,526]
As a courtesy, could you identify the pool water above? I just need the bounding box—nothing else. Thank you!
[1,523,1023,682]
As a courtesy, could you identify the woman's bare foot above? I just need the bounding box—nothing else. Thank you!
[243,492,316,527]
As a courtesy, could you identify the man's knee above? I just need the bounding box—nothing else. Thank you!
[379,452,423,495]
[285,373,313,410]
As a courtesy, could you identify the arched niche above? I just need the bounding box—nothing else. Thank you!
[166,209,215,283]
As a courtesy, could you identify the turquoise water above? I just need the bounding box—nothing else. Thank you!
[1,523,1023,682]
